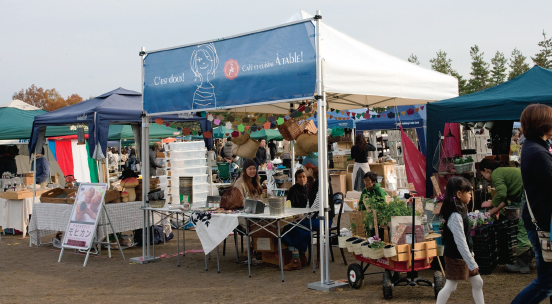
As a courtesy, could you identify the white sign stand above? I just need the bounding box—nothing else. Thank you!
[58,183,125,267]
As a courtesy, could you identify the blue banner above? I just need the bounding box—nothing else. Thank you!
[143,21,316,114]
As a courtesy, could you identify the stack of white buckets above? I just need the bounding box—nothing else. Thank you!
[158,141,209,208]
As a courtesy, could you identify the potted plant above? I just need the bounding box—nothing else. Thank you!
[468,210,494,236]
[505,201,521,220]
[383,244,397,258]
[367,235,385,259]
[453,157,465,174]
[464,156,474,172]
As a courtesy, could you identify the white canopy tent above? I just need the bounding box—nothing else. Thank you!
[136,10,457,290]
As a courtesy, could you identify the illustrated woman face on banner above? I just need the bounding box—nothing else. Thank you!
[190,43,219,109]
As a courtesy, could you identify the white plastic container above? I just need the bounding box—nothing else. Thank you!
[166,149,206,159]
[167,158,207,168]
[168,183,209,194]
[193,191,209,202]
[167,141,205,151]
[168,166,208,176]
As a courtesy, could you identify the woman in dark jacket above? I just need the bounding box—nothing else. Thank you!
[287,169,308,208]
[512,104,552,304]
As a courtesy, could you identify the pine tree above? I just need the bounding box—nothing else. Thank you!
[408,54,420,65]
[508,48,530,80]
[467,45,490,94]
[531,30,552,68]
[430,50,467,95]
[490,51,507,86]
[430,50,453,74]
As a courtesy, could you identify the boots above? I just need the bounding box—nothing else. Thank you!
[505,250,532,274]
[300,252,308,266]
[284,258,302,271]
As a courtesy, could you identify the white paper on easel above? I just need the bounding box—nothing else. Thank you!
[61,183,108,250]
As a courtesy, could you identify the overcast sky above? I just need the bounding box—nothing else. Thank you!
[1,0,550,103]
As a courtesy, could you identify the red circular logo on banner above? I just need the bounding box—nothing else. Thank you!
[224,59,239,80]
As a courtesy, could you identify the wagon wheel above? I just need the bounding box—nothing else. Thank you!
[382,270,393,299]
[347,263,364,289]
[434,271,444,299]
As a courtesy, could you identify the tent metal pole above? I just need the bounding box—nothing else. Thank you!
[307,9,347,292]
[130,46,159,264]
[30,151,37,247]
[290,103,296,185]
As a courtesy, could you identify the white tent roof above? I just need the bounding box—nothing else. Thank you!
[0,100,41,111]
[225,11,458,114]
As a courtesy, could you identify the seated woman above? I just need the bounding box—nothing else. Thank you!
[358,172,388,211]
[233,158,263,200]
[282,153,335,271]
[287,169,308,208]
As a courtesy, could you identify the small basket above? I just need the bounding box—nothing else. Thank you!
[232,138,260,159]
[346,237,358,253]
[383,244,397,258]
[368,247,385,259]
[299,120,318,135]
[232,133,250,146]
[149,199,165,208]
[361,242,371,258]
[296,134,318,154]
[353,239,364,255]
[294,140,308,156]
[278,119,302,141]
[338,236,349,248]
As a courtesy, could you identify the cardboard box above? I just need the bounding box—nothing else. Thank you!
[346,191,362,199]
[337,141,353,149]
[330,172,347,194]
[333,155,347,162]
[344,198,359,210]
[157,152,165,158]
[346,173,353,192]
[383,188,398,198]
[333,161,348,169]
[253,237,287,253]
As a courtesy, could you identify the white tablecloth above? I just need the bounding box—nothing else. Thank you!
[0,196,41,236]
[29,201,143,246]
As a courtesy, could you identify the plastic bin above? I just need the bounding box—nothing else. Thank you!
[166,149,206,159]
[168,166,208,176]
[193,191,209,202]
[167,141,205,151]
[168,158,207,168]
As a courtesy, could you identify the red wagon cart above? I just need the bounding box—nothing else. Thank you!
[347,241,444,299]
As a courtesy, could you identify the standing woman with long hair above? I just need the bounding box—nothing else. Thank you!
[351,133,376,188]
[512,104,552,303]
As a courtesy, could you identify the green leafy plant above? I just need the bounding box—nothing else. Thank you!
[453,157,465,165]
[465,156,474,163]
[363,196,412,236]
[368,235,385,249]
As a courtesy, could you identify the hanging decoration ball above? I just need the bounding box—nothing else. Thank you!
[257,116,266,123]
[238,124,245,132]
[298,105,306,112]
[182,128,191,135]
[155,118,164,125]
[192,131,198,135]
[165,122,171,127]
[277,117,285,125]
[263,122,271,130]
[245,125,250,131]
[231,131,240,138]
[214,118,221,125]
[242,117,250,123]
[207,114,214,121]
[203,130,213,138]
[407,108,415,115]
[304,106,311,113]
[225,122,233,129]
[177,127,182,130]
[267,116,275,122]
[200,111,207,118]
[251,125,258,132]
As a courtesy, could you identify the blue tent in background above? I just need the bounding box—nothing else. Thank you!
[426,66,552,196]
[29,88,212,159]
[356,105,427,156]
[308,108,376,129]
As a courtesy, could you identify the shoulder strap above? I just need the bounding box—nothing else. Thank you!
[524,189,541,230]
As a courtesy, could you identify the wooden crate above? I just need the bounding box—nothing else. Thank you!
[40,188,77,204]
[0,189,49,200]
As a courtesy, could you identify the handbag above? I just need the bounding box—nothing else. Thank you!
[220,187,244,210]
[524,190,552,262]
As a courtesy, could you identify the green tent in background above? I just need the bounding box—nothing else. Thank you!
[0,100,76,140]
[250,129,283,141]
[108,123,180,140]
[192,126,234,140]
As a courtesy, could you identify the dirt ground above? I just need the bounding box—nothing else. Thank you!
[0,231,536,304]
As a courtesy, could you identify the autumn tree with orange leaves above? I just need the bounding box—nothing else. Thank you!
[12,84,83,111]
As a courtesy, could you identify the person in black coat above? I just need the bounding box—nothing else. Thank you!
[255,138,267,167]
[512,104,552,303]
[287,169,308,208]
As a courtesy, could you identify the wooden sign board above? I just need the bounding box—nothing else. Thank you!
[414,197,424,215]
[391,223,406,245]
[430,176,441,196]
[61,183,108,250]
